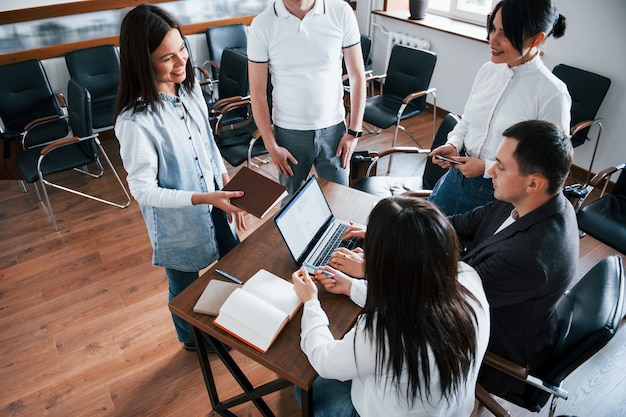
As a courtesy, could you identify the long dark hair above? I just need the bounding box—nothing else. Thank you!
[488,0,566,54]
[361,197,480,404]
[115,4,195,117]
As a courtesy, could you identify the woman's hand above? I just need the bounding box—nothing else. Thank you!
[229,210,247,231]
[429,143,459,168]
[311,265,353,296]
[191,190,247,231]
[455,156,486,178]
[292,267,319,303]
[329,247,365,278]
[342,221,366,240]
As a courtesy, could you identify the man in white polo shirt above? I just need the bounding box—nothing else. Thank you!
[248,0,366,196]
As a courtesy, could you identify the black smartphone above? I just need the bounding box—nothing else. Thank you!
[435,154,465,165]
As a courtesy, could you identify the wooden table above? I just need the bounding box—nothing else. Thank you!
[169,179,381,417]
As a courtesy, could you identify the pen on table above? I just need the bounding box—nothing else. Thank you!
[303,262,333,276]
[216,269,243,285]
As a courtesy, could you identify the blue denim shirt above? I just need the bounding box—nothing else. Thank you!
[115,83,225,271]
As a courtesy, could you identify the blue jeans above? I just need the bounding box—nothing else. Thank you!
[166,268,199,344]
[275,121,348,197]
[428,167,495,215]
[167,207,239,344]
[294,377,359,417]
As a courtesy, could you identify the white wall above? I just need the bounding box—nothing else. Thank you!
[34,0,626,173]
[364,0,626,174]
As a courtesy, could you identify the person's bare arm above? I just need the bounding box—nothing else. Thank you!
[248,60,297,176]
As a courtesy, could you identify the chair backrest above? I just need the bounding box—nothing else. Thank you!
[205,23,248,80]
[218,48,250,100]
[361,34,372,67]
[422,113,459,189]
[552,64,611,147]
[67,78,98,159]
[0,59,69,147]
[614,168,626,196]
[383,44,437,112]
[65,44,120,129]
[524,255,625,409]
[343,34,372,75]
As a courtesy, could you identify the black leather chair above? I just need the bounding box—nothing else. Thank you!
[14,77,131,231]
[477,255,625,417]
[0,59,70,184]
[351,112,459,198]
[65,44,120,132]
[183,36,215,110]
[205,23,248,81]
[211,50,269,168]
[573,163,626,255]
[553,64,611,183]
[363,44,437,151]
[208,48,251,128]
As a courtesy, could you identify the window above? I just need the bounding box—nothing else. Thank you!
[428,0,496,26]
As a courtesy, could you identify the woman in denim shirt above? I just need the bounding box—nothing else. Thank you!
[114,4,245,351]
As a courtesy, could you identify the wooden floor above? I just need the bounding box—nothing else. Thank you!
[1,111,625,417]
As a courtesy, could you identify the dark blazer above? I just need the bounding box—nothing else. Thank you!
[449,192,579,395]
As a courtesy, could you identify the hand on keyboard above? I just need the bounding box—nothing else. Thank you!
[329,247,365,279]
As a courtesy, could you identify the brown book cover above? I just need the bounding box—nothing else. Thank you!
[223,167,288,218]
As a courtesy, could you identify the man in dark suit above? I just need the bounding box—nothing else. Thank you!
[449,119,579,395]
[331,119,578,396]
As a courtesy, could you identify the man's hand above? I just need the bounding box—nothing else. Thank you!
[268,145,298,177]
[336,134,359,169]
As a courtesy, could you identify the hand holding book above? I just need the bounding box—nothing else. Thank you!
[223,167,288,218]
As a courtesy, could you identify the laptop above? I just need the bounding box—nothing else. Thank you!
[274,176,361,273]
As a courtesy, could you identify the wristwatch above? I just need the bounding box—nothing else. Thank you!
[347,128,363,138]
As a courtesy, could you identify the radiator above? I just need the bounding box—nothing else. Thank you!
[384,31,431,68]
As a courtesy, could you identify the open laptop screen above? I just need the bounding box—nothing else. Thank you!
[274,177,333,263]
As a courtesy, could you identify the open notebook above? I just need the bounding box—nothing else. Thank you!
[274,176,360,273]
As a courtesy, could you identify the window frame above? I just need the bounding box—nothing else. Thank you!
[427,0,496,26]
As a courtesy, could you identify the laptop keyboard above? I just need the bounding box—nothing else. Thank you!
[312,223,361,266]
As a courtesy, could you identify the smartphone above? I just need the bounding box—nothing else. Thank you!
[435,154,465,165]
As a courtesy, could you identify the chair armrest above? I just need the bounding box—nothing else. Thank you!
[39,136,81,157]
[366,73,386,83]
[402,87,437,105]
[587,163,626,188]
[482,351,569,399]
[24,114,67,132]
[55,92,67,109]
[212,95,250,113]
[572,162,626,211]
[375,146,431,158]
[363,147,431,177]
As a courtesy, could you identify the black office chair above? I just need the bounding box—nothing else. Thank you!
[477,255,625,417]
[205,23,248,82]
[208,47,251,129]
[65,44,120,132]
[363,44,437,151]
[351,112,459,198]
[571,163,626,255]
[14,77,131,231]
[552,64,611,183]
[184,36,215,110]
[0,59,70,186]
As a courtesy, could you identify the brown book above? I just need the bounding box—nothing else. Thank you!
[223,167,288,218]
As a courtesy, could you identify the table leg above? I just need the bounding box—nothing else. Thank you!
[190,325,293,417]
[301,387,313,417]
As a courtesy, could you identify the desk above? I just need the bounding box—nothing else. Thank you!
[169,180,381,417]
